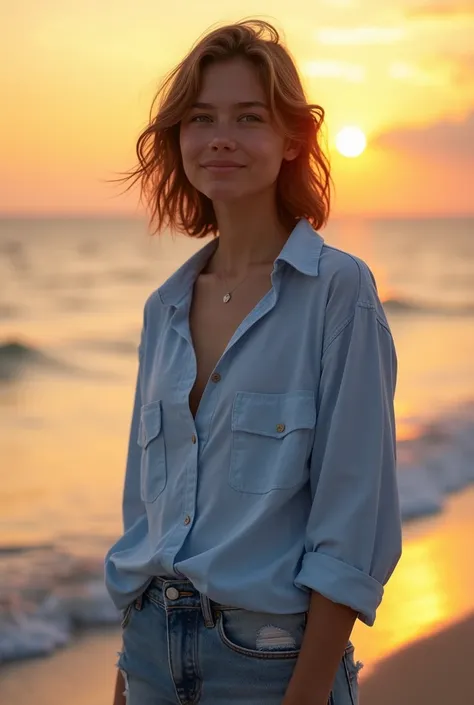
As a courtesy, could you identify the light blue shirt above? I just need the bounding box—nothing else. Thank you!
[104,218,402,626]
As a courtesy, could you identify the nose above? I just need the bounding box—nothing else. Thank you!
[208,134,237,152]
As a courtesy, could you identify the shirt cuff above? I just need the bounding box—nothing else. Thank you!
[294,551,384,626]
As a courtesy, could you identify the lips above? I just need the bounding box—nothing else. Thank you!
[201,160,245,169]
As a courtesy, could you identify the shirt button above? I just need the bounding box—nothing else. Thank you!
[276,423,286,433]
[191,434,197,444]
[165,586,180,601]
[184,515,191,525]
[211,372,221,383]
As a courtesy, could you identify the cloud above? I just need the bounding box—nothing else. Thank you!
[319,0,354,5]
[388,61,447,86]
[374,113,474,159]
[315,26,406,45]
[407,2,474,19]
[387,58,467,87]
[303,60,366,82]
[453,56,474,84]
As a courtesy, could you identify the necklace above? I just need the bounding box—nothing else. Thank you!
[219,271,252,304]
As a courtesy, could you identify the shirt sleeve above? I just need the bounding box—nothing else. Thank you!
[294,301,402,626]
[122,311,147,534]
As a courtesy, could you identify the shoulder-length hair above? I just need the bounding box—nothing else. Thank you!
[114,19,331,237]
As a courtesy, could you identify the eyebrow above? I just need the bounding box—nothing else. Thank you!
[190,101,269,110]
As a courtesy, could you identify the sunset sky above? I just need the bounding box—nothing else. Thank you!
[2,0,473,217]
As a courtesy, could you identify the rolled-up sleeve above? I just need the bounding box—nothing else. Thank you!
[294,300,402,626]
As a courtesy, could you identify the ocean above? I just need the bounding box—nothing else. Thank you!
[0,215,473,664]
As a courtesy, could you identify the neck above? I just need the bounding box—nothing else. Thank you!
[206,191,292,278]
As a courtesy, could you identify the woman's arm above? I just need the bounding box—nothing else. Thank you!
[286,265,402,701]
[283,591,357,705]
[294,302,401,626]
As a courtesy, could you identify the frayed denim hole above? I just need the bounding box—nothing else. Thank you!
[120,668,129,703]
[255,625,297,651]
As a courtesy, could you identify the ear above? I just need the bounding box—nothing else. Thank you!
[282,138,300,162]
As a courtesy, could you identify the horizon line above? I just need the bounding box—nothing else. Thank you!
[0,211,473,221]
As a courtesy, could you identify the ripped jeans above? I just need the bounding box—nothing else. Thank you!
[117,577,361,705]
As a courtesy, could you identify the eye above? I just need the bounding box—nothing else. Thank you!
[239,114,263,122]
[190,114,212,123]
[239,114,264,123]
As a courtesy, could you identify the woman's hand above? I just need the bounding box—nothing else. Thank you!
[281,591,357,705]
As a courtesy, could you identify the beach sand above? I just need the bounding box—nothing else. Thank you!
[360,613,474,704]
[1,489,474,704]
[0,627,121,705]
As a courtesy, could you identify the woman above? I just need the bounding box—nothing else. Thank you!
[105,19,402,705]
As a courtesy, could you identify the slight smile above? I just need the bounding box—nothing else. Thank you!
[201,161,245,173]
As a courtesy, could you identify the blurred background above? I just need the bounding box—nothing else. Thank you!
[0,2,473,704]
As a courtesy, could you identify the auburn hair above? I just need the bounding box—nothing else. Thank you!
[114,19,331,237]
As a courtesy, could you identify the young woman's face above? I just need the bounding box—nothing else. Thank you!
[180,58,298,204]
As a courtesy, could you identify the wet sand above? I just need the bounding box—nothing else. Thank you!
[360,613,474,704]
[0,626,121,705]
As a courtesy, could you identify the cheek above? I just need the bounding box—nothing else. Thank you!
[251,138,285,178]
[179,130,202,170]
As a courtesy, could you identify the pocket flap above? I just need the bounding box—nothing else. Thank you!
[138,400,162,448]
[232,391,316,438]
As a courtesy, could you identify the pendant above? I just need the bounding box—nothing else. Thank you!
[223,293,232,303]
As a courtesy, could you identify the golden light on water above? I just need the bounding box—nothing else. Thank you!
[352,489,474,673]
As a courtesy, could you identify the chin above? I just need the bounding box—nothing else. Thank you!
[202,184,251,202]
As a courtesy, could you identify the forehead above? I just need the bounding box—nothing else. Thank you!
[197,58,266,105]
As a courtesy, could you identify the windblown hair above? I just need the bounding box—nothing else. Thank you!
[114,19,331,236]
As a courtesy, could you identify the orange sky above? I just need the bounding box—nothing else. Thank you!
[1,1,473,217]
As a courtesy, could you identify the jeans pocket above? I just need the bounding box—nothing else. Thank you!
[217,609,307,659]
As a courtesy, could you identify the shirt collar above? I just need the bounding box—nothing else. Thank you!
[275,218,324,276]
[158,218,324,307]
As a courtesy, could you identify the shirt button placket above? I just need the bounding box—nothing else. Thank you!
[186,429,198,528]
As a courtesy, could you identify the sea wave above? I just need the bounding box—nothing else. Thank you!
[397,402,474,520]
[0,338,113,381]
[0,340,69,381]
[0,579,119,664]
[383,297,474,316]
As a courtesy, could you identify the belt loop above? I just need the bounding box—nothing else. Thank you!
[135,594,143,611]
[200,592,215,628]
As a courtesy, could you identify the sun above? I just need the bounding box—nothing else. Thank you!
[335,126,367,158]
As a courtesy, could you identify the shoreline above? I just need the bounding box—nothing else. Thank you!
[349,486,474,671]
[0,626,121,705]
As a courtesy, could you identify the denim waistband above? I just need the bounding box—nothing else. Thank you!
[140,576,238,628]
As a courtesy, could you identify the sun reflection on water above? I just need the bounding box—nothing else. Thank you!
[352,489,474,675]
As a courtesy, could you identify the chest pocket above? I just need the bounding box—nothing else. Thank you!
[230,391,316,494]
[137,400,167,503]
